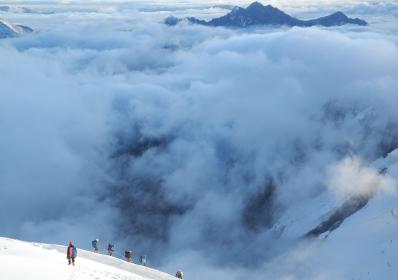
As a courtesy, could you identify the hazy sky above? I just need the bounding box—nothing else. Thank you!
[1,0,397,6]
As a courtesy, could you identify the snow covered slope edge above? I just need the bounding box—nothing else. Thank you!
[0,237,177,280]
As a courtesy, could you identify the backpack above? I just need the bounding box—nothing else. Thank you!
[72,246,77,257]
[124,251,132,258]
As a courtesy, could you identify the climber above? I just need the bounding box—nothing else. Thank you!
[176,270,184,279]
[124,250,133,262]
[107,243,114,256]
[66,241,77,266]
[139,255,147,266]
[92,239,99,253]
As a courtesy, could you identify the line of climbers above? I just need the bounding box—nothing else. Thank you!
[92,238,148,265]
[89,238,184,279]
[67,239,184,278]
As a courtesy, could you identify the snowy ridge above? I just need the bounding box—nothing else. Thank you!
[279,148,398,240]
[0,18,32,38]
[255,149,398,278]
[0,18,19,33]
[0,237,177,280]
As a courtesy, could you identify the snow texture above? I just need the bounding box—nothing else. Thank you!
[0,237,177,280]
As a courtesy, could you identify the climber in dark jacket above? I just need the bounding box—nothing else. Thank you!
[66,241,77,266]
[124,250,132,262]
[92,238,99,253]
[107,243,114,256]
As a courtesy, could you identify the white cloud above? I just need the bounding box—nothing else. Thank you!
[326,156,396,200]
[0,2,398,279]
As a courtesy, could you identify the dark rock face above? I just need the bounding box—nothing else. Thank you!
[305,196,369,237]
[208,2,302,27]
[114,177,190,242]
[305,11,368,27]
[165,2,368,28]
[17,25,34,33]
[243,179,276,231]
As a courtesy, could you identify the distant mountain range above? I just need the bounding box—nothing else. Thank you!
[0,18,33,39]
[165,1,368,28]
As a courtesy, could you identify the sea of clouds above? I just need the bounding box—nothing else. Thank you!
[1,1,398,279]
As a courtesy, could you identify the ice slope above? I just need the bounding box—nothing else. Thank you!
[0,237,177,280]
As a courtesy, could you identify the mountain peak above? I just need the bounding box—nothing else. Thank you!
[330,11,348,19]
[231,6,244,14]
[165,3,368,28]
[247,1,264,9]
[246,2,280,12]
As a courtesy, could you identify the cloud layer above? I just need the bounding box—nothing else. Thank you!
[1,2,398,279]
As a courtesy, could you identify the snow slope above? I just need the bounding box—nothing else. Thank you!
[255,149,398,279]
[0,237,177,280]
